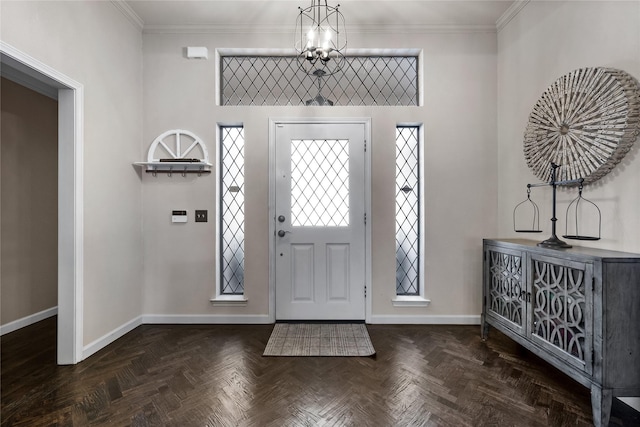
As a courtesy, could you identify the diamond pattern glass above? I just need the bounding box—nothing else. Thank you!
[220,126,245,294]
[291,139,349,227]
[221,56,418,106]
[396,126,420,295]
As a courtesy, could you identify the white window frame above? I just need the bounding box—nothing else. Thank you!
[215,48,423,107]
[211,123,247,306]
[392,124,429,307]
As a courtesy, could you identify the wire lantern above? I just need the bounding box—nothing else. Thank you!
[295,0,347,76]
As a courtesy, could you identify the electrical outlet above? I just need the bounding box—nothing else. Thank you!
[195,210,208,222]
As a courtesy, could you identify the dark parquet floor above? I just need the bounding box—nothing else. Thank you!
[1,317,639,426]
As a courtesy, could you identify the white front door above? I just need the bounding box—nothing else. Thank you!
[274,122,366,320]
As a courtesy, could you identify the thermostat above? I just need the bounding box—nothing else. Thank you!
[172,210,187,223]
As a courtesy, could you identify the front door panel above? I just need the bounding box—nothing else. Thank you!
[275,122,365,320]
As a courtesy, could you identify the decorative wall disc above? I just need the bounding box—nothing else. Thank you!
[524,68,640,184]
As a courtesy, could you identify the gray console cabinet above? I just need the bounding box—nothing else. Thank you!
[481,239,640,426]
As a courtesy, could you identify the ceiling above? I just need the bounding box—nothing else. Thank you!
[125,0,516,32]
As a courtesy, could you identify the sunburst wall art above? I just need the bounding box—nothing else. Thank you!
[524,67,640,185]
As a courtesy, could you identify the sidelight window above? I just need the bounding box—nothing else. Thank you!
[219,126,245,295]
[395,126,421,296]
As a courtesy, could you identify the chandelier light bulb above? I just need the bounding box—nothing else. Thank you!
[307,29,316,48]
[322,30,330,51]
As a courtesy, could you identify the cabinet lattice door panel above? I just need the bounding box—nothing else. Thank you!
[530,255,592,374]
[486,248,526,334]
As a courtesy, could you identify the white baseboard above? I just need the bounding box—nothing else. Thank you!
[80,314,271,361]
[369,314,481,325]
[82,316,143,360]
[142,314,272,324]
[0,307,58,336]
[80,313,479,361]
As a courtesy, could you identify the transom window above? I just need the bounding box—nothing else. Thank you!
[221,54,419,106]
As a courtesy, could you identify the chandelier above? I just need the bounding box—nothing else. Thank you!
[295,0,347,76]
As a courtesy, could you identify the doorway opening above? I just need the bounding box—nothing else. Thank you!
[1,76,58,340]
[0,42,84,364]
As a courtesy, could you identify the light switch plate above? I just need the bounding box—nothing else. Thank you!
[195,210,208,222]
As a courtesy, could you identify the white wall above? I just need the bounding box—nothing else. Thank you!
[497,0,640,410]
[142,30,498,321]
[497,0,640,252]
[0,1,144,347]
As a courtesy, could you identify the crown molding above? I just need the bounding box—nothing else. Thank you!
[496,0,530,33]
[142,24,289,34]
[353,24,497,34]
[111,0,145,31]
[143,23,497,35]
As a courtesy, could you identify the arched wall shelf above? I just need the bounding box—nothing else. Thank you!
[134,129,212,176]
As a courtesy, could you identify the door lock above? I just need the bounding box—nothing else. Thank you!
[278,215,286,223]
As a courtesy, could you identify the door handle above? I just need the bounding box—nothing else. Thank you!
[278,230,292,237]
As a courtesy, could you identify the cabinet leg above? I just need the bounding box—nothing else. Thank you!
[480,314,489,340]
[590,385,612,427]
